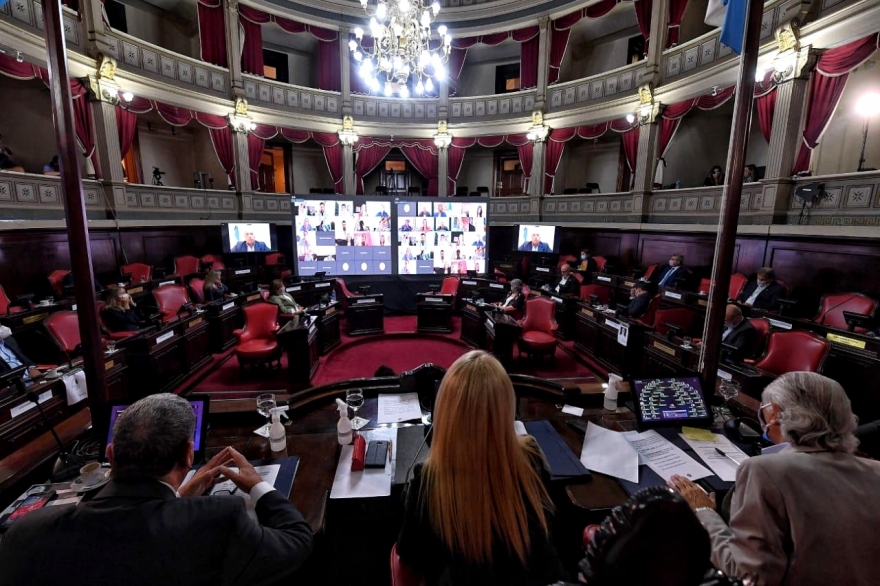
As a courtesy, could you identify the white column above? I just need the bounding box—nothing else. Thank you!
[437,147,448,197]
[224,0,245,96]
[343,143,355,194]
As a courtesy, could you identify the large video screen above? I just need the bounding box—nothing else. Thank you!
[514,224,557,253]
[221,222,278,253]
[294,199,393,276]
[396,200,487,275]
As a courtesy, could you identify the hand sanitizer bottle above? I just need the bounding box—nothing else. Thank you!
[331,290,337,303]
[269,406,289,452]
[336,398,352,445]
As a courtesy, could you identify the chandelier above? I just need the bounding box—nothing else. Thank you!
[350,0,451,97]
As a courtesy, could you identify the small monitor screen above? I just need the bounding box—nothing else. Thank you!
[105,396,209,459]
[515,224,557,253]
[396,200,487,275]
[222,222,277,253]
[294,199,392,276]
[632,376,712,428]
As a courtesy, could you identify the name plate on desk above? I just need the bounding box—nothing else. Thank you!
[326,306,337,315]
[652,341,677,357]
[158,280,175,287]
[489,283,504,289]
[424,297,444,303]
[551,296,564,304]
[188,317,204,328]
[246,294,261,303]
[23,312,49,325]
[621,279,637,288]
[222,302,235,311]
[10,390,53,419]
[767,318,793,330]
[462,280,478,286]
[309,324,317,335]
[315,282,331,289]
[128,286,144,295]
[105,359,116,370]
[536,267,550,273]
[71,304,77,311]
[698,299,707,307]
[234,269,251,275]
[717,369,733,381]
[286,286,301,292]
[604,319,621,332]
[827,333,867,350]
[156,330,176,345]
[597,276,612,283]
[466,303,478,312]
[580,308,594,318]
[486,316,495,331]
[355,298,376,304]
[664,291,683,300]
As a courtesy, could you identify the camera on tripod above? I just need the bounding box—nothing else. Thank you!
[152,167,166,186]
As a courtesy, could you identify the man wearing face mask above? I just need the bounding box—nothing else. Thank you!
[720,304,757,361]
[0,326,39,380]
[737,267,785,311]
[101,287,148,332]
[652,254,692,290]
[577,249,598,274]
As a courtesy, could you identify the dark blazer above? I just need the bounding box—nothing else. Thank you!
[737,281,786,311]
[0,478,313,586]
[653,265,691,289]
[397,459,567,586]
[231,241,269,252]
[722,319,758,360]
[500,292,526,314]
[519,241,551,253]
[0,336,35,374]
[621,292,652,319]
[101,307,144,332]
[203,283,228,302]
[577,257,598,274]
[552,276,580,296]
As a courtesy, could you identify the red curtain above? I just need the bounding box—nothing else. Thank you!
[448,137,476,194]
[354,142,391,194]
[544,127,578,194]
[240,13,264,75]
[448,28,539,90]
[70,80,100,177]
[281,128,312,143]
[312,132,344,193]
[633,0,652,51]
[197,0,227,68]
[666,0,689,48]
[756,89,776,143]
[247,134,265,190]
[548,0,621,84]
[317,36,341,92]
[115,104,138,159]
[209,128,235,187]
[517,143,534,192]
[793,33,880,173]
[400,141,439,196]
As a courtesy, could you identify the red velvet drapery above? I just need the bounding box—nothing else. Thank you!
[354,142,391,195]
[548,0,622,84]
[447,137,476,194]
[448,27,540,90]
[311,132,344,193]
[399,142,439,196]
[633,0,652,52]
[197,0,227,68]
[115,105,139,159]
[544,127,577,194]
[240,13,263,75]
[754,71,778,143]
[247,134,265,190]
[208,128,235,187]
[666,0,689,48]
[657,86,737,159]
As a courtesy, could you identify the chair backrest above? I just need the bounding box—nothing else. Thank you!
[643,263,659,281]
[476,186,489,193]
[580,284,609,304]
[585,182,601,193]
[521,297,557,335]
[636,295,663,328]
[201,254,225,271]
[174,255,200,277]
[440,277,459,296]
[48,269,70,298]
[455,186,469,197]
[265,252,285,266]
[755,330,831,376]
[572,272,584,284]
[653,307,696,335]
[814,293,878,332]
[240,302,280,341]
[698,278,711,295]
[335,278,359,311]
[729,273,748,300]
[493,268,508,284]
[121,262,152,284]
[188,278,206,303]
[593,256,607,272]
[390,543,425,586]
[0,285,12,315]
[153,285,191,321]
[44,311,81,354]
[563,188,578,194]
[557,254,577,269]
[749,318,772,358]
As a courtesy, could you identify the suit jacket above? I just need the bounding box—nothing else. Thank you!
[621,292,651,319]
[499,292,526,314]
[577,257,598,274]
[737,281,786,311]
[721,319,758,360]
[268,294,301,314]
[653,265,691,289]
[552,276,580,296]
[519,241,552,253]
[0,478,313,586]
[231,241,269,252]
[0,336,35,374]
[204,283,228,302]
[696,449,880,586]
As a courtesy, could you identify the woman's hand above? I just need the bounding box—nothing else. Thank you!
[667,474,716,511]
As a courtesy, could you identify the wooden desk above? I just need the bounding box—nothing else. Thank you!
[460,301,487,348]
[346,294,384,335]
[416,293,453,333]
[276,316,320,384]
[283,278,338,309]
[204,298,242,353]
[574,303,648,377]
[306,302,341,355]
[181,312,211,375]
[224,267,259,292]
[485,312,522,365]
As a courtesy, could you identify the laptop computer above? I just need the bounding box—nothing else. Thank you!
[629,376,712,430]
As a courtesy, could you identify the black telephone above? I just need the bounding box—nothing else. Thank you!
[724,417,765,443]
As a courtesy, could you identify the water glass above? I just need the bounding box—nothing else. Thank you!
[256,393,276,436]
[682,337,693,349]
[346,389,367,430]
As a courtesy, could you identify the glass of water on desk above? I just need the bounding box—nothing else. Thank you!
[347,389,367,430]
[716,380,741,420]
[256,393,276,436]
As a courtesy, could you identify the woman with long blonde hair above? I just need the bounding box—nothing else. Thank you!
[202,270,228,302]
[397,350,566,585]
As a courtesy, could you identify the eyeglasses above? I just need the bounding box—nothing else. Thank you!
[213,486,239,496]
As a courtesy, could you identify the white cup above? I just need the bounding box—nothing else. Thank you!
[45,368,59,378]
[79,462,105,486]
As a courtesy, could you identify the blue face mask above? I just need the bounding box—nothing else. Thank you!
[758,402,774,442]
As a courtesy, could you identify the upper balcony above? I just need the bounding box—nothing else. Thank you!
[0,0,84,53]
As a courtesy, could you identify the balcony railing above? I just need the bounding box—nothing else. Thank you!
[0,171,101,220]
[787,171,880,226]
[543,192,637,217]
[489,195,537,220]
[352,93,440,121]
[243,74,340,117]
[0,1,83,52]
[449,88,537,122]
[547,62,643,114]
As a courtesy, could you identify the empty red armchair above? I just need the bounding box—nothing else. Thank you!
[642,263,659,281]
[265,252,286,266]
[557,254,577,269]
[335,278,360,312]
[188,278,206,304]
[753,330,831,376]
[173,256,200,278]
[493,268,508,284]
[44,311,84,360]
[48,269,70,298]
[390,543,424,586]
[698,278,711,295]
[234,303,282,374]
[517,297,559,362]
[0,285,28,315]
[153,285,192,322]
[814,293,878,333]
[635,295,663,328]
[121,263,152,284]
[593,256,607,273]
[580,284,609,304]
[653,307,696,336]
[729,273,748,300]
[201,254,225,271]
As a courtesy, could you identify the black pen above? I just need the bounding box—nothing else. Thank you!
[715,447,742,465]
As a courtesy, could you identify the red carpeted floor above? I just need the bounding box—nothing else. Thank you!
[189,315,597,397]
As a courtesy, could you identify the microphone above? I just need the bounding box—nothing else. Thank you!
[403,424,433,484]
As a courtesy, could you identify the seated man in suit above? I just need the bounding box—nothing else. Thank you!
[546,263,579,296]
[721,304,758,361]
[519,233,551,253]
[652,254,691,290]
[737,267,785,311]
[231,226,270,252]
[0,393,313,586]
[577,248,598,274]
[0,325,39,380]
[619,281,653,319]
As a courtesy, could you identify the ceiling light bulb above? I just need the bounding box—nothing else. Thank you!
[425,78,434,92]
[856,93,880,117]
[444,34,451,46]
[377,3,387,19]
[421,12,431,27]
[354,27,364,39]
[121,91,134,102]
[755,68,765,82]
[437,25,447,36]
[432,1,440,15]
[416,80,424,94]
[384,84,393,97]
[349,40,358,52]
[399,0,410,13]
[434,64,446,80]
[399,85,410,98]
[354,51,363,61]
[626,113,636,124]
[370,78,381,91]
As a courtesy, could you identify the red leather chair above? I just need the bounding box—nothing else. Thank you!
[173,256,200,278]
[517,297,559,362]
[572,272,584,285]
[279,269,292,280]
[698,278,711,295]
[814,293,878,333]
[440,277,460,309]
[653,307,696,336]
[642,263,659,281]
[635,295,663,328]
[153,285,192,322]
[594,256,607,273]
[580,284,610,304]
[557,254,577,269]
[390,543,425,586]
[48,269,70,298]
[729,273,748,300]
[201,254,225,271]
[188,278,206,304]
[0,285,28,315]
[234,303,282,374]
[749,318,771,359]
[753,330,831,376]
[121,262,152,284]
[96,301,139,341]
[335,278,360,312]
[493,268,508,284]
[265,252,286,266]
[583,524,601,550]
[44,311,84,359]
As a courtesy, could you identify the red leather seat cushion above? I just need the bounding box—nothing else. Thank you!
[235,340,279,361]
[520,331,557,352]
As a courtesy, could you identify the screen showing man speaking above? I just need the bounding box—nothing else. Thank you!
[515,224,557,253]
[222,223,277,253]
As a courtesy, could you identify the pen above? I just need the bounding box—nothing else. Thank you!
[715,447,742,466]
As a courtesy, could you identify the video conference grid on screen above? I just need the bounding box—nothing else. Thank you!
[515,224,557,253]
[396,201,487,275]
[223,222,276,253]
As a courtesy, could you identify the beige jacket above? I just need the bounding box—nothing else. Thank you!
[696,447,880,586]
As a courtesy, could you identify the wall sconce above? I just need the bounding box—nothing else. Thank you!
[228,97,256,133]
[627,84,661,125]
[526,110,549,143]
[338,115,359,146]
[433,120,452,149]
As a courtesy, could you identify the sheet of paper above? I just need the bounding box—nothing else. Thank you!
[617,323,629,346]
[680,433,750,482]
[63,370,87,405]
[330,428,398,499]
[621,431,648,464]
[682,426,716,442]
[625,430,712,482]
[561,404,584,416]
[514,420,528,436]
[377,393,423,424]
[181,464,280,520]
[579,423,640,483]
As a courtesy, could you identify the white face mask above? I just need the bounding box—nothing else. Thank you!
[0,326,12,339]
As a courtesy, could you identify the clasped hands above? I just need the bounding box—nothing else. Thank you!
[178,446,263,497]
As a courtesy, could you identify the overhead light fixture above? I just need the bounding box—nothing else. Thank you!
[626,113,636,124]
[526,111,549,143]
[338,115,360,146]
[433,120,451,149]
[351,0,451,97]
[228,97,256,133]
[121,91,134,102]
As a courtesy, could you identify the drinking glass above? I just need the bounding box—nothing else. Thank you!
[716,380,741,420]
[346,389,367,430]
[256,393,276,436]
[682,337,693,349]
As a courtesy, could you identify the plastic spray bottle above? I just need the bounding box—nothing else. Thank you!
[336,398,353,445]
[269,406,289,452]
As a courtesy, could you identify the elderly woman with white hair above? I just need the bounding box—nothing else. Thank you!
[669,372,880,586]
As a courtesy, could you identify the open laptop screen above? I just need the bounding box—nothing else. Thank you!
[104,395,210,462]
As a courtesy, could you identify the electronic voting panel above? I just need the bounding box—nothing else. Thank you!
[631,376,712,429]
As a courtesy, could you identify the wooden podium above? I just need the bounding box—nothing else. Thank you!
[205,297,242,352]
[485,312,522,365]
[416,293,453,333]
[276,316,320,383]
[307,301,341,354]
[347,294,385,335]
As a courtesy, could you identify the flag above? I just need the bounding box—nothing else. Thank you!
[706,0,749,55]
